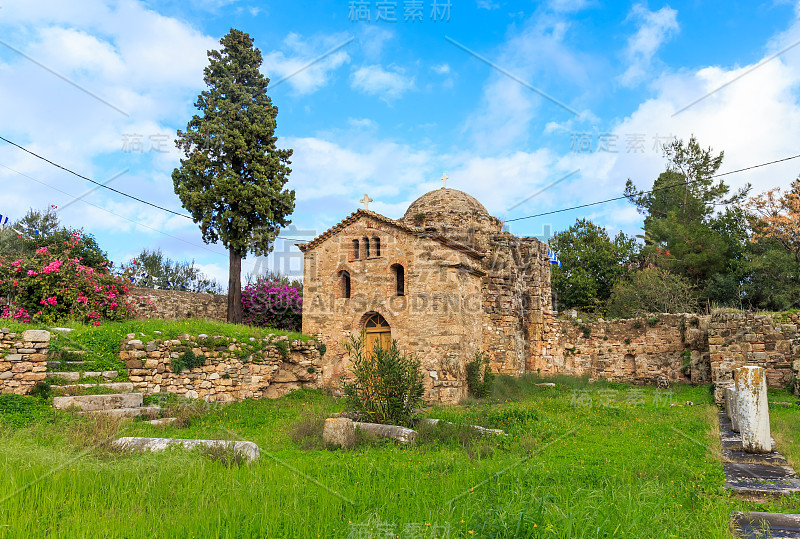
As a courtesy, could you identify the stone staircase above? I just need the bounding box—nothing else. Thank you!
[52,392,160,418]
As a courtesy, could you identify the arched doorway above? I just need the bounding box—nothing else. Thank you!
[363,312,392,355]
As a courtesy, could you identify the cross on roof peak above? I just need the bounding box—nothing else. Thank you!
[441,172,448,189]
[360,193,373,211]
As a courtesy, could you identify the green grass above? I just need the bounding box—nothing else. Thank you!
[0,381,798,538]
[1,319,313,376]
[768,388,800,470]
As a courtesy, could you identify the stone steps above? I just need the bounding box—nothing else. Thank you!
[52,382,134,393]
[718,411,800,496]
[732,511,800,538]
[46,371,118,381]
[52,392,159,418]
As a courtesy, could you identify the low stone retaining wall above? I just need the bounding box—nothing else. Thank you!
[545,314,710,385]
[709,312,800,391]
[0,329,49,394]
[128,287,227,322]
[121,333,323,401]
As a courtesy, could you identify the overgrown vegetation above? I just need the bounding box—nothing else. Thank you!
[342,331,424,426]
[0,382,798,536]
[170,349,207,373]
[465,351,495,399]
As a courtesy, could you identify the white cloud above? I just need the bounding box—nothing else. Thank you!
[620,4,680,87]
[262,32,351,95]
[350,64,414,100]
[431,63,450,75]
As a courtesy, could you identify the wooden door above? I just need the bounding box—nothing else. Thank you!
[364,312,391,356]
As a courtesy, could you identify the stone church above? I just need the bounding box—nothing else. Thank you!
[299,180,557,403]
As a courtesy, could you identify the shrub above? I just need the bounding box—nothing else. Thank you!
[466,351,495,399]
[0,231,134,325]
[170,349,206,373]
[241,277,302,331]
[341,331,424,426]
[606,267,698,318]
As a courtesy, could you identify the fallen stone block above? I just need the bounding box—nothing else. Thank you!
[417,418,506,436]
[83,406,161,419]
[54,382,134,392]
[354,422,418,444]
[53,392,143,412]
[323,417,356,448]
[112,437,260,462]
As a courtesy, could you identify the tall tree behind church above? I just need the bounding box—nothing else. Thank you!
[173,29,295,323]
[624,136,750,305]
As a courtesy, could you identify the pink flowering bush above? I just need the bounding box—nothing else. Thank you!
[0,234,135,325]
[241,278,302,331]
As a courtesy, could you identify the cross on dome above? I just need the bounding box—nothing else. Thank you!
[360,193,373,210]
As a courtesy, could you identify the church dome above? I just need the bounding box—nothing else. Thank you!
[400,188,501,232]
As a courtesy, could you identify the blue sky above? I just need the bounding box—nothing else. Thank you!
[1,0,800,286]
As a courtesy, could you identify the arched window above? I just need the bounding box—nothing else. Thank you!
[363,237,370,258]
[352,240,359,260]
[339,270,351,298]
[391,264,405,296]
[372,237,381,257]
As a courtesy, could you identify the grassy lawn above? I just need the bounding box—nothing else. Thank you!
[1,319,312,375]
[0,377,798,538]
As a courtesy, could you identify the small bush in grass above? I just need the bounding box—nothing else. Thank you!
[197,443,248,468]
[466,351,495,399]
[290,408,329,450]
[29,380,52,401]
[342,331,424,426]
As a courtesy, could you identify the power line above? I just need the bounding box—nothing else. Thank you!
[0,135,191,218]
[505,153,800,222]
[0,135,310,243]
[0,163,229,257]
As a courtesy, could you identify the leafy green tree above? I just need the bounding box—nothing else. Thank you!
[549,219,637,313]
[625,136,750,304]
[173,29,295,323]
[607,267,698,317]
[121,248,223,294]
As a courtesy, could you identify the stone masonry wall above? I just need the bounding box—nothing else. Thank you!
[121,333,323,401]
[709,312,800,392]
[542,314,710,385]
[129,287,228,322]
[0,329,49,394]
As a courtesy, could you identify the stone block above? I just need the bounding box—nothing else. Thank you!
[735,366,771,454]
[53,392,143,412]
[126,359,143,369]
[21,330,49,343]
[323,418,356,448]
[112,437,260,462]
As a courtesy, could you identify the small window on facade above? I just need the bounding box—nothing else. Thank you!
[373,237,381,257]
[391,264,405,296]
[339,270,351,299]
[363,237,370,258]
[352,240,359,260]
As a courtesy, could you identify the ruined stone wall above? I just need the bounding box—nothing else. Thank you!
[0,329,49,394]
[302,216,484,404]
[121,333,323,402]
[709,312,800,392]
[543,314,711,385]
[479,234,555,377]
[129,287,227,322]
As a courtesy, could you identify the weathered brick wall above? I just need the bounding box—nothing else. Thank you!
[129,287,228,322]
[120,333,323,401]
[0,329,49,394]
[543,314,711,385]
[709,312,800,392]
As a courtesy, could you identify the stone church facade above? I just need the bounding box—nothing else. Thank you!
[299,186,556,403]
